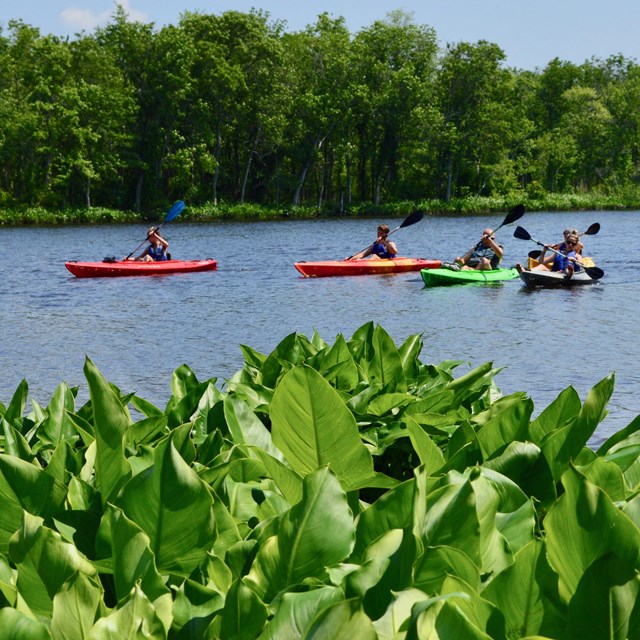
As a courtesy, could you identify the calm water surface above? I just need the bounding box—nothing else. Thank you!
[1,209,637,446]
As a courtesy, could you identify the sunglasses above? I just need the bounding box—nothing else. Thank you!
[566,241,577,246]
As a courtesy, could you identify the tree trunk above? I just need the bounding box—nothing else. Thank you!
[445,153,454,202]
[240,130,260,204]
[85,176,91,209]
[212,98,222,206]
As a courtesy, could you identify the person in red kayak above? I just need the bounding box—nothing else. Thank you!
[348,224,398,260]
[126,227,169,262]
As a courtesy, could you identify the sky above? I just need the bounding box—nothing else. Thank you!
[1,0,639,71]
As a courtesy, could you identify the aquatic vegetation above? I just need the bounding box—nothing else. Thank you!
[0,323,638,638]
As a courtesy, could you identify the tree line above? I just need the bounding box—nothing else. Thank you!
[1,7,639,212]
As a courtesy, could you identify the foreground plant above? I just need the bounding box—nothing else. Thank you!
[0,323,639,639]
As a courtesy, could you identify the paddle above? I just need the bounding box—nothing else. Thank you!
[346,210,424,260]
[489,203,525,236]
[513,226,604,280]
[527,222,600,260]
[124,200,185,260]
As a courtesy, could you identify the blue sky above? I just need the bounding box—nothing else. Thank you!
[1,0,639,71]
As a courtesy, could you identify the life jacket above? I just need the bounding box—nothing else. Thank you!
[148,245,168,261]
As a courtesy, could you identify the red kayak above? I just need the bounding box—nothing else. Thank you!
[294,257,442,278]
[65,259,217,278]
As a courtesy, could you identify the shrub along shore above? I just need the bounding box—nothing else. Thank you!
[1,192,640,226]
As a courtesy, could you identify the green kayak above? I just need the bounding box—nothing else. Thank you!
[421,267,519,287]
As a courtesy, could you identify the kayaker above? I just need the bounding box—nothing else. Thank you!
[517,232,583,278]
[536,228,584,268]
[348,224,398,260]
[445,228,503,271]
[126,227,169,262]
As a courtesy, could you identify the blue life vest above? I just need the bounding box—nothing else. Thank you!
[372,242,395,259]
[148,245,168,261]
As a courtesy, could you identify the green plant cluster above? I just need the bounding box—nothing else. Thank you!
[0,323,639,638]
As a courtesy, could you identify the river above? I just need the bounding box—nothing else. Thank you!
[1,209,636,446]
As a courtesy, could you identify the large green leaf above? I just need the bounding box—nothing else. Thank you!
[109,506,171,627]
[84,358,132,505]
[481,540,566,639]
[352,478,415,562]
[224,396,284,461]
[475,398,533,459]
[270,366,374,491]
[117,436,215,576]
[87,584,165,639]
[541,375,614,482]
[372,588,430,640]
[171,579,224,639]
[245,467,355,602]
[567,552,640,640]
[528,386,581,444]
[50,571,104,640]
[3,379,29,427]
[406,416,446,474]
[366,325,406,391]
[414,545,480,594]
[0,454,67,555]
[304,598,377,640]
[318,333,359,391]
[259,586,343,639]
[545,466,640,602]
[9,513,97,619]
[2,418,33,461]
[218,579,268,640]
[0,607,52,639]
[37,382,78,448]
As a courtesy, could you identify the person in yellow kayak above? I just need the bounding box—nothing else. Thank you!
[443,228,503,271]
[348,224,398,260]
[126,227,169,262]
[534,227,584,268]
[518,231,583,278]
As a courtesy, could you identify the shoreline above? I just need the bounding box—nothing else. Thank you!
[1,194,638,227]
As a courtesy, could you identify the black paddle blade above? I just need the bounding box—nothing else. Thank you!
[503,203,525,225]
[400,210,424,228]
[584,222,601,236]
[585,266,604,280]
[528,250,542,259]
[513,226,531,241]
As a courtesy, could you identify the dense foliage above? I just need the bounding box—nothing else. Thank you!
[1,322,639,638]
[2,9,640,214]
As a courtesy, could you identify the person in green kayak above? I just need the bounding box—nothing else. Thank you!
[444,228,503,271]
[126,227,169,262]
[348,224,398,260]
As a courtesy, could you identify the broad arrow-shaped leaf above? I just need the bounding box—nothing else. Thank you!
[270,366,374,490]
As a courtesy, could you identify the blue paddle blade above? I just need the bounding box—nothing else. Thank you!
[165,200,185,223]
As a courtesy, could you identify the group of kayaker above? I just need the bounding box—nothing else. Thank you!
[347,221,588,280]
